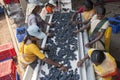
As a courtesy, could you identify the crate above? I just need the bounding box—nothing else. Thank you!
[3,0,11,4]
[16,26,27,42]
[0,42,16,61]
[0,7,4,14]
[0,59,16,80]
[109,24,120,34]
[108,17,120,23]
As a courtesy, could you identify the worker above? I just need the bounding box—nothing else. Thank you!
[47,0,70,11]
[18,24,68,78]
[73,6,109,50]
[27,5,53,39]
[77,48,117,80]
[71,0,95,23]
[40,1,56,20]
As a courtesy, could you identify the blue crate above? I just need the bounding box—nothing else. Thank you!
[16,26,27,42]
[109,24,120,34]
[0,58,12,62]
[16,72,20,80]
[0,7,4,14]
[118,24,120,31]
[108,17,120,23]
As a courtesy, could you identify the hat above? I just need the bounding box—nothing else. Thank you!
[27,24,47,39]
[49,0,56,6]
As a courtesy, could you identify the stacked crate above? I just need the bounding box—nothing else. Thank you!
[0,59,16,80]
[0,42,16,61]
[108,15,120,34]
[0,42,17,80]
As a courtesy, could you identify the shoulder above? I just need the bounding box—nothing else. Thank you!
[28,43,38,48]
[88,48,95,56]
[28,14,36,19]
[91,15,97,22]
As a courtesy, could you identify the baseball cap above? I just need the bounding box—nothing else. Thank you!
[27,24,47,39]
[49,0,56,6]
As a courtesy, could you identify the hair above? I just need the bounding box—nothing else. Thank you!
[23,32,37,44]
[96,6,106,15]
[91,50,106,65]
[32,5,41,14]
[23,32,31,44]
[46,3,54,7]
[83,0,93,10]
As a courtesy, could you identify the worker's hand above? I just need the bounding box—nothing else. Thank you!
[46,32,54,38]
[49,22,55,27]
[85,42,91,48]
[60,66,68,72]
[70,18,73,22]
[73,30,79,34]
[40,46,49,51]
[77,60,84,67]
[72,21,78,25]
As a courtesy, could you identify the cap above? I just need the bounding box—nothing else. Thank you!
[27,24,47,39]
[49,0,56,6]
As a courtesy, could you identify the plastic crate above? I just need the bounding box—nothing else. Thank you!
[12,0,20,3]
[0,42,16,61]
[109,24,120,34]
[108,17,120,23]
[3,0,11,4]
[0,7,4,14]
[0,59,16,80]
[16,26,27,42]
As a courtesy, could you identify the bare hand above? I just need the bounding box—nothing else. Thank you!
[41,46,48,50]
[46,33,54,38]
[72,21,77,25]
[77,60,84,67]
[60,66,68,72]
[85,42,91,48]
[73,30,79,34]
[49,22,55,27]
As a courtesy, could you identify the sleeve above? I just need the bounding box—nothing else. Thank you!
[90,15,97,22]
[106,53,115,61]
[88,48,95,57]
[29,44,46,60]
[77,6,85,13]
[99,21,109,32]
[46,6,53,13]
[19,42,24,54]
[105,53,117,68]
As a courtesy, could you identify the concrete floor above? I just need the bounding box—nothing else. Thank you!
[105,2,120,62]
[0,14,11,45]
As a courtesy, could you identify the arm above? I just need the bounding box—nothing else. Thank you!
[85,30,105,47]
[43,57,67,71]
[73,23,90,33]
[42,20,51,26]
[71,12,78,21]
[90,30,105,44]
[77,54,89,67]
[82,18,91,25]
[43,58,61,67]
[29,44,67,71]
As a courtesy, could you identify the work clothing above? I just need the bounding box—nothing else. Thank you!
[88,48,117,80]
[89,15,109,50]
[18,42,45,68]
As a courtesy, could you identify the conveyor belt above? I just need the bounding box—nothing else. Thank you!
[23,0,95,79]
